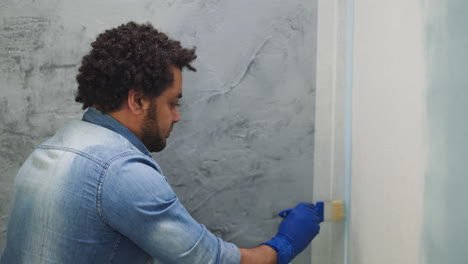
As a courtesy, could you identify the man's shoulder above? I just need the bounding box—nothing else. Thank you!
[40,120,145,164]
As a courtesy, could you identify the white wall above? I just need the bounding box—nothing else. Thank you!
[350,1,427,263]
[314,1,468,263]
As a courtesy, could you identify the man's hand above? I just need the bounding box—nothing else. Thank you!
[262,203,321,264]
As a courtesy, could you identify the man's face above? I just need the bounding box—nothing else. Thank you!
[140,67,182,152]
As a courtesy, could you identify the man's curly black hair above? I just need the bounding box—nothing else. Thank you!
[75,21,197,113]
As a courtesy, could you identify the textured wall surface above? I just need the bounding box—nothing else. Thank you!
[0,1,317,263]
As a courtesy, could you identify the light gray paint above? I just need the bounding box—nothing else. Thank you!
[0,1,318,263]
[424,0,468,263]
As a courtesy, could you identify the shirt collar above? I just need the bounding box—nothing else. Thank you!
[82,107,152,157]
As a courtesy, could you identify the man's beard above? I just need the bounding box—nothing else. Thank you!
[140,101,167,153]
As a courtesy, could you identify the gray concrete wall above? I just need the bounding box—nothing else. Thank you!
[0,1,317,263]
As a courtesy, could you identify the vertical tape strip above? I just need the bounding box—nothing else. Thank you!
[344,0,355,263]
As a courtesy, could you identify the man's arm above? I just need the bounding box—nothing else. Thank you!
[102,156,319,264]
[240,245,277,264]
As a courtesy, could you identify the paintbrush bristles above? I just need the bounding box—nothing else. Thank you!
[321,200,345,222]
[331,200,345,222]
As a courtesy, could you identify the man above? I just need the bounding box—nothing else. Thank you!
[1,22,320,264]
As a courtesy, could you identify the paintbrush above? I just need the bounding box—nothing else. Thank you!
[278,200,345,222]
[315,200,345,222]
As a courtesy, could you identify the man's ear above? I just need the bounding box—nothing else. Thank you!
[127,89,149,115]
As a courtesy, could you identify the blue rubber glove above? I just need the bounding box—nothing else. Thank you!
[262,203,321,264]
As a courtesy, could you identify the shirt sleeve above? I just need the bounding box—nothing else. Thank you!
[100,153,241,264]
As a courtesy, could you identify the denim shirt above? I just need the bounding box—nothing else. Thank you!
[1,108,240,264]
